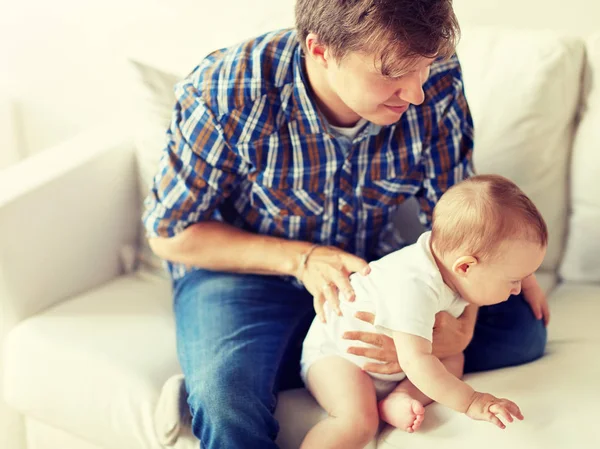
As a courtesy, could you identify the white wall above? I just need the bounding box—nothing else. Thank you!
[0,0,156,156]
[0,0,598,157]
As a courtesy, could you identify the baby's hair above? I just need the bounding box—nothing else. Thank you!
[431,174,548,260]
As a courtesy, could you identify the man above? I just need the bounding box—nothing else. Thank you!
[143,1,548,448]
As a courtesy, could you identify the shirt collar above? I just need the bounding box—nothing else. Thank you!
[291,44,326,135]
[291,42,383,142]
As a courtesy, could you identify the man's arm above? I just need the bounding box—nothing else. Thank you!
[143,84,310,277]
[144,84,368,296]
[149,220,309,276]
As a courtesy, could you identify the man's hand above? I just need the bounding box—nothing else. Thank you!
[522,274,550,326]
[465,392,524,429]
[431,305,478,360]
[342,305,478,375]
[297,245,370,323]
[342,311,402,375]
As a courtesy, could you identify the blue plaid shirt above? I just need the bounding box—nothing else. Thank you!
[143,29,474,280]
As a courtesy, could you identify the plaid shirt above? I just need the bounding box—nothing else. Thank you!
[143,29,474,280]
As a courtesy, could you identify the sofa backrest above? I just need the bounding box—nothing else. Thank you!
[458,27,585,272]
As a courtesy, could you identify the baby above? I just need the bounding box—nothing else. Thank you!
[300,174,548,449]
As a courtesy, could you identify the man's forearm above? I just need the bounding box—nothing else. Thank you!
[148,220,310,276]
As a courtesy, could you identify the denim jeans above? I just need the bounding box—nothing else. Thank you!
[173,268,546,449]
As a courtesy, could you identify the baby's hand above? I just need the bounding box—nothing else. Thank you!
[465,392,524,429]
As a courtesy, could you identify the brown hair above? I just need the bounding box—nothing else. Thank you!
[295,0,460,77]
[431,174,548,260]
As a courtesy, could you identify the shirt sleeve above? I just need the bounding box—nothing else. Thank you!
[416,55,475,229]
[372,276,440,342]
[142,82,251,238]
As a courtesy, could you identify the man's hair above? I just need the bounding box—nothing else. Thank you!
[431,174,548,260]
[295,0,460,77]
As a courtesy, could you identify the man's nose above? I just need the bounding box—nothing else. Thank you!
[397,72,426,105]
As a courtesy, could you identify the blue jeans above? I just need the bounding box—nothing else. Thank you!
[173,269,546,449]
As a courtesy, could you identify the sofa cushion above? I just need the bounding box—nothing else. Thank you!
[1,271,337,449]
[559,33,600,282]
[457,27,585,273]
[3,272,175,449]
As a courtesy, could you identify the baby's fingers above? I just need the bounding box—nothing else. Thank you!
[489,404,513,424]
[486,412,506,429]
[313,294,326,323]
[322,282,341,316]
[502,400,524,420]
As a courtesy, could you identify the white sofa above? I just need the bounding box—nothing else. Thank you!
[2,11,600,449]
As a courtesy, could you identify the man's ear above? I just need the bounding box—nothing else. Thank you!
[452,256,478,277]
[305,33,330,68]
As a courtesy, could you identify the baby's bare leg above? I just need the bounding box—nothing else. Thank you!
[301,356,379,449]
[378,353,465,432]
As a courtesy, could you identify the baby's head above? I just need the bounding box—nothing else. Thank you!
[431,174,548,306]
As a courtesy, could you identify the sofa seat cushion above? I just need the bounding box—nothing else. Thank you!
[377,282,600,448]
[2,272,335,449]
[3,272,175,449]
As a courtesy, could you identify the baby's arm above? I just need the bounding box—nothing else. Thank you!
[393,331,524,428]
[393,331,474,411]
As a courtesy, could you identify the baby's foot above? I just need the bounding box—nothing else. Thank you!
[379,392,425,433]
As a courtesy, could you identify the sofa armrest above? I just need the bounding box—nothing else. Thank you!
[0,121,140,326]
[0,121,140,449]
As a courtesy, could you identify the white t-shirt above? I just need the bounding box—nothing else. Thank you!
[306,231,468,382]
[340,230,468,342]
[329,118,368,141]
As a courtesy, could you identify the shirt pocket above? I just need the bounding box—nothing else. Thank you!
[250,183,325,217]
[249,182,328,241]
[361,174,422,210]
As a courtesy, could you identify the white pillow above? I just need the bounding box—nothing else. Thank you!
[559,34,600,282]
[457,27,585,273]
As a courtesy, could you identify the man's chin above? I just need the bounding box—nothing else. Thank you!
[367,114,404,126]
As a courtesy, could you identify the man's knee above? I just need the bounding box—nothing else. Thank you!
[520,319,547,363]
[507,294,547,363]
[464,294,547,372]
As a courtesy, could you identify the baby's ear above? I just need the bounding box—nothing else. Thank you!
[452,255,478,277]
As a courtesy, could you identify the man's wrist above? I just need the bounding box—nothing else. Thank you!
[295,244,319,283]
[278,239,316,278]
